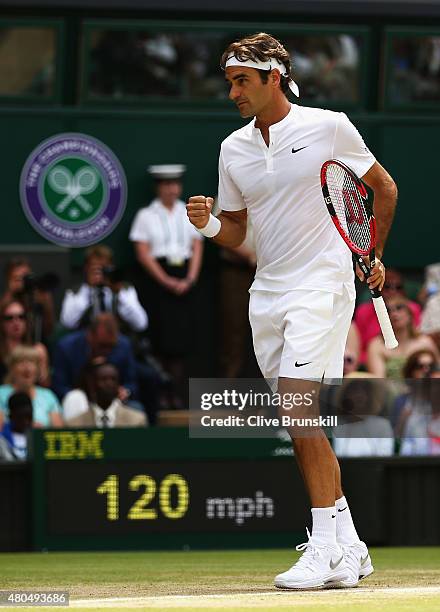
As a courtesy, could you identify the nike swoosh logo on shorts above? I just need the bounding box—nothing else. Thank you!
[338,506,348,512]
[330,556,344,570]
[295,361,312,367]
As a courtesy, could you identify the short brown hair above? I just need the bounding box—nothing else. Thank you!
[85,245,113,264]
[221,32,292,95]
[88,313,118,338]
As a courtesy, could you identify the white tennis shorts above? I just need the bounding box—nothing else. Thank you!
[249,288,355,381]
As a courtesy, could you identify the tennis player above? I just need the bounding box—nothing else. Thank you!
[187,32,397,590]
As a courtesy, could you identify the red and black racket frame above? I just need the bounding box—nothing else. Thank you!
[321,159,381,299]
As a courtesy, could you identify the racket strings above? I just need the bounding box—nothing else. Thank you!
[326,164,371,254]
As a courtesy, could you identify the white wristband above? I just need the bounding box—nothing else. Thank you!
[197,214,221,238]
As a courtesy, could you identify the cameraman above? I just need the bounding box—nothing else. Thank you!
[60,245,148,333]
[2,257,55,343]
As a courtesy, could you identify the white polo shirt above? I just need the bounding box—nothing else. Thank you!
[218,104,376,296]
[129,198,202,261]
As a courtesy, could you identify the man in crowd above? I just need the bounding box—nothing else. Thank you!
[0,392,33,461]
[60,245,148,334]
[52,313,137,402]
[66,362,147,428]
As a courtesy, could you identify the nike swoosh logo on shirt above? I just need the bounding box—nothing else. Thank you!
[338,506,348,512]
[292,146,308,153]
[330,556,344,570]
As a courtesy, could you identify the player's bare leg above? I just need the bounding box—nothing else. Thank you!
[278,378,339,505]
[334,450,343,501]
[274,377,373,589]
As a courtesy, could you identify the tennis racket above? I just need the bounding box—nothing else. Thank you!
[320,159,398,350]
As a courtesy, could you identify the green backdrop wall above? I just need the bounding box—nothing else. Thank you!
[1,106,438,269]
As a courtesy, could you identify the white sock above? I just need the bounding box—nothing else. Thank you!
[335,495,361,545]
[310,506,337,546]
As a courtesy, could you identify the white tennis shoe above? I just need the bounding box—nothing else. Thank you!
[274,529,350,590]
[335,541,374,587]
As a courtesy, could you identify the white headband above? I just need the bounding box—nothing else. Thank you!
[224,55,299,97]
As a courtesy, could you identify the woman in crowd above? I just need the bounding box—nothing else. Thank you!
[129,165,203,409]
[332,377,394,457]
[391,348,438,435]
[399,366,440,456]
[0,299,50,386]
[0,345,62,429]
[354,269,422,364]
[1,257,55,342]
[367,297,439,379]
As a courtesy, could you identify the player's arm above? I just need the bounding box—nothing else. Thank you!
[361,161,398,261]
[334,113,397,290]
[186,196,247,248]
[359,161,398,290]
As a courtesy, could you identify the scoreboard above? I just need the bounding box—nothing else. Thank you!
[32,428,310,550]
[30,429,440,549]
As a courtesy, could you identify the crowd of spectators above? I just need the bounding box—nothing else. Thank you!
[0,164,439,461]
[335,262,440,458]
[88,29,360,104]
[390,36,440,105]
[0,164,204,461]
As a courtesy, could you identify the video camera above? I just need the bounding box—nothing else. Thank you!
[22,273,60,293]
[102,266,125,285]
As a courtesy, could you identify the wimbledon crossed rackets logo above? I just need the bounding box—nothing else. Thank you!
[45,161,103,222]
[20,133,127,247]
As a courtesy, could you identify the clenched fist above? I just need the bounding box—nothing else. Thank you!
[186,195,214,229]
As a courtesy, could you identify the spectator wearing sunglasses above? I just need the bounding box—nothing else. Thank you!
[1,257,56,344]
[354,269,422,364]
[367,297,439,379]
[403,350,438,379]
[399,365,440,456]
[0,299,50,387]
[391,349,438,435]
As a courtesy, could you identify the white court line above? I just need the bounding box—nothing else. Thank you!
[70,585,440,607]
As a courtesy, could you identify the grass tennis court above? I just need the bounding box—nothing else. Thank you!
[1,547,440,611]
